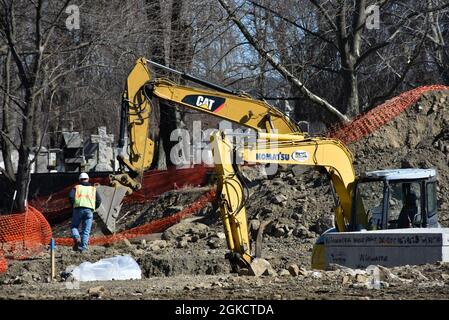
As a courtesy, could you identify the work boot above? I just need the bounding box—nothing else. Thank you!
[73,239,81,252]
[78,243,88,254]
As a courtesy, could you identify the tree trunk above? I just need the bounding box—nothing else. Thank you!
[14,90,35,212]
[341,66,360,116]
[336,1,364,116]
[1,49,15,182]
[146,0,193,168]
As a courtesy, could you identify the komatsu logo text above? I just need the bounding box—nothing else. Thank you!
[256,153,290,161]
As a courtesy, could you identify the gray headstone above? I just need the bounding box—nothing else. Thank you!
[91,126,114,172]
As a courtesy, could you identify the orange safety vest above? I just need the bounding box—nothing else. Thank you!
[74,185,96,209]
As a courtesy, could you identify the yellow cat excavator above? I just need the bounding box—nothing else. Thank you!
[210,130,439,270]
[96,58,302,233]
[97,58,440,271]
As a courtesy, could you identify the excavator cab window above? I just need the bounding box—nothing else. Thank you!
[354,180,385,231]
[426,181,439,227]
[386,181,422,229]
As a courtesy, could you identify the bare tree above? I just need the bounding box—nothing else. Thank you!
[218,0,349,122]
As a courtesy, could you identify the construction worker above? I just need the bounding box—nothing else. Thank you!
[68,172,102,252]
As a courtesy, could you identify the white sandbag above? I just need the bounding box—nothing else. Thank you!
[70,255,141,282]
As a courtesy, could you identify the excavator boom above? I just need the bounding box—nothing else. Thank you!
[210,130,357,270]
[97,58,302,233]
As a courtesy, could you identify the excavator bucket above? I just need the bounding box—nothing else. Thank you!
[95,185,128,234]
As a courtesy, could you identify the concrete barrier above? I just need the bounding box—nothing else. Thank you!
[324,228,449,269]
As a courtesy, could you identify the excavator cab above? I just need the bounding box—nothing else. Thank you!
[312,168,439,269]
[350,168,439,231]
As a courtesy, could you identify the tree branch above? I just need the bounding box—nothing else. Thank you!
[247,0,339,51]
[309,0,338,31]
[218,0,349,123]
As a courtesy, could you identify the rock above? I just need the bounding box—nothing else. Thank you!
[261,207,273,215]
[311,271,323,279]
[272,194,287,205]
[162,222,210,241]
[272,225,286,237]
[410,269,429,281]
[351,283,368,289]
[441,273,449,281]
[238,268,250,276]
[216,232,226,240]
[212,281,223,287]
[133,249,145,256]
[196,282,212,289]
[262,267,278,277]
[287,264,300,276]
[248,258,271,277]
[177,240,188,248]
[342,275,351,285]
[179,235,192,242]
[148,240,168,251]
[356,274,368,283]
[375,266,400,282]
[128,233,162,244]
[287,176,297,185]
[183,285,195,291]
[298,267,309,277]
[279,269,291,277]
[163,206,184,216]
[110,238,133,249]
[367,280,390,290]
[88,286,107,298]
[207,239,220,249]
[327,263,351,271]
[310,216,334,235]
[293,226,315,239]
[249,219,261,232]
[13,272,41,284]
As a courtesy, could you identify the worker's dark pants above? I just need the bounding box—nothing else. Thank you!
[71,207,94,251]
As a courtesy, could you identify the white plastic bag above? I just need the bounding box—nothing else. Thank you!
[70,255,142,282]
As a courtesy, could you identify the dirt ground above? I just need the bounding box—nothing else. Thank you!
[2,242,449,300]
[2,90,449,300]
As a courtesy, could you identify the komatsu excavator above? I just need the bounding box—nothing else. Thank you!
[96,58,302,233]
[210,130,439,270]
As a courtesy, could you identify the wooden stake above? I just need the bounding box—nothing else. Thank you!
[50,238,55,280]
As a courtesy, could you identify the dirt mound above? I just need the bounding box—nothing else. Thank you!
[237,90,449,240]
[241,167,335,241]
[351,90,449,224]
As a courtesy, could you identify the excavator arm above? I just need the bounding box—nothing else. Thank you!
[210,130,358,270]
[119,58,301,180]
[97,58,302,233]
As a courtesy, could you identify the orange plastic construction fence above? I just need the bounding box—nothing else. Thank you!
[55,188,216,246]
[0,251,6,273]
[0,206,52,260]
[30,165,213,221]
[326,85,449,144]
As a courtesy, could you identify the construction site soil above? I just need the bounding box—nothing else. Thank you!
[2,90,449,300]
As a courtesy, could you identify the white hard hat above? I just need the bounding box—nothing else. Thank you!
[79,172,89,180]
